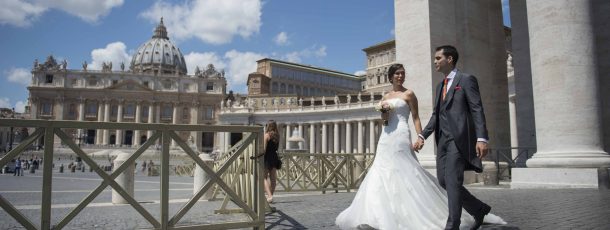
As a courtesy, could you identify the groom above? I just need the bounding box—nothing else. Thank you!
[415,45,491,230]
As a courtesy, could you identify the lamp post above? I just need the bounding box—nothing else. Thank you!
[8,108,15,152]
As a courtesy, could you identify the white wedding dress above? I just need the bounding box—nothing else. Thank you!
[335,98,504,230]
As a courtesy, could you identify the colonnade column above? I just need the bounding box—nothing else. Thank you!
[309,123,316,154]
[147,102,155,141]
[285,124,291,149]
[116,99,124,146]
[190,101,200,150]
[345,122,352,153]
[55,97,64,120]
[298,123,304,149]
[369,120,376,153]
[133,100,142,146]
[96,100,104,145]
[510,0,610,188]
[333,122,340,154]
[102,99,110,145]
[77,98,85,145]
[357,121,363,153]
[171,102,180,147]
[321,123,328,154]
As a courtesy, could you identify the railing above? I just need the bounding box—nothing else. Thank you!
[274,152,376,192]
[0,119,265,230]
[488,147,536,180]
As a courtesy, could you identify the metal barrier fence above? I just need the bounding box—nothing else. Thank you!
[488,147,536,180]
[274,152,376,192]
[0,119,264,230]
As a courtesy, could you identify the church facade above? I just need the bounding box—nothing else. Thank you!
[27,19,226,152]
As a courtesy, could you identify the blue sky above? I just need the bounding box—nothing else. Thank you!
[0,0,510,113]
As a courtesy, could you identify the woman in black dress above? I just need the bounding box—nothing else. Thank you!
[263,120,281,203]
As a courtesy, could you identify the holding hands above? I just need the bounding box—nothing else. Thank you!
[413,136,424,152]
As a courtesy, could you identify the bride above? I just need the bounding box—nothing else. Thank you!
[335,64,504,230]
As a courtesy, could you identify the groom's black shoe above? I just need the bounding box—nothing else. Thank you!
[471,205,491,230]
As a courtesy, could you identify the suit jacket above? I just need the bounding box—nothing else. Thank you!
[421,71,488,173]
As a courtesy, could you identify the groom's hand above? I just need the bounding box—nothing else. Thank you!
[476,142,488,159]
[413,139,424,152]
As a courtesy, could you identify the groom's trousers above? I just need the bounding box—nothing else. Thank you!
[436,132,490,230]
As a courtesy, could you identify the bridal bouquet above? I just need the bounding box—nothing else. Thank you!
[375,101,394,126]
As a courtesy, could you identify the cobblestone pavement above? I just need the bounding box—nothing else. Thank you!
[1,171,610,229]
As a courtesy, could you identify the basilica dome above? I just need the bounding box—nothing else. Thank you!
[130,18,187,75]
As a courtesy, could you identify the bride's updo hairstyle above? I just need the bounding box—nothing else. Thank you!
[265,120,279,143]
[387,63,405,83]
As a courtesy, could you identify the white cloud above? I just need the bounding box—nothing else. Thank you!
[0,98,25,112]
[354,70,367,76]
[37,0,124,23]
[14,101,26,113]
[273,32,289,46]
[0,97,11,108]
[224,50,264,92]
[0,0,122,27]
[89,42,131,71]
[184,52,226,75]
[279,45,327,63]
[6,67,31,86]
[0,0,46,27]
[140,0,262,45]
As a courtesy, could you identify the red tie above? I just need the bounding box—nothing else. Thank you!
[442,78,448,100]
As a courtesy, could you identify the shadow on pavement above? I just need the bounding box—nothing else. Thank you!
[265,209,306,230]
[481,224,520,230]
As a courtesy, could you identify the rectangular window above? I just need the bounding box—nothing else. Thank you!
[206,82,214,91]
[182,107,189,119]
[205,107,214,120]
[124,104,135,118]
[68,104,77,117]
[41,103,52,115]
[89,79,97,86]
[142,106,149,118]
[86,103,97,117]
[71,79,78,86]
[45,74,53,84]
[111,105,118,116]
[161,105,172,120]
[112,80,118,85]
[143,81,149,88]
[183,83,190,91]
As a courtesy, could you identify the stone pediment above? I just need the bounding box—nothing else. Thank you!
[105,80,153,91]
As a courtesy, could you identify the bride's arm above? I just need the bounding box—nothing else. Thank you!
[406,91,422,135]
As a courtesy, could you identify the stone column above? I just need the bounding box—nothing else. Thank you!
[102,99,110,145]
[77,98,85,145]
[29,97,38,119]
[509,95,519,162]
[116,100,124,146]
[357,121,364,153]
[171,102,179,147]
[309,123,316,154]
[55,97,65,120]
[321,123,328,154]
[510,0,537,150]
[190,101,201,150]
[298,123,304,149]
[394,0,509,170]
[96,100,104,145]
[345,121,352,153]
[147,102,155,141]
[224,131,230,153]
[369,120,376,153]
[333,122,340,154]
[133,100,142,146]
[285,124,291,149]
[512,0,610,188]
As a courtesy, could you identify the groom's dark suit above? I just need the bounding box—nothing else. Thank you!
[421,70,490,230]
